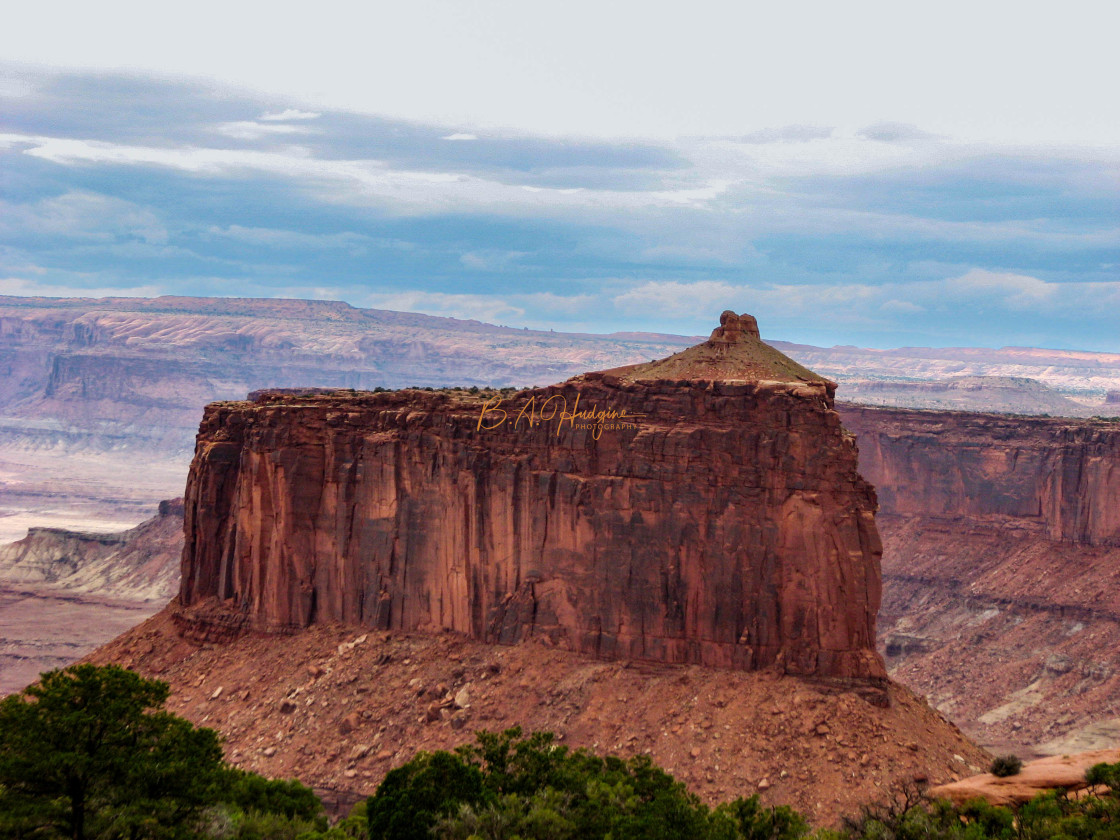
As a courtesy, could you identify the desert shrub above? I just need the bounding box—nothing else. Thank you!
[365,728,718,840]
[709,794,810,840]
[366,750,487,840]
[989,755,1023,777]
[1086,761,1120,791]
[222,770,324,821]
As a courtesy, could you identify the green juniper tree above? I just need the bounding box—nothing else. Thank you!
[0,664,226,840]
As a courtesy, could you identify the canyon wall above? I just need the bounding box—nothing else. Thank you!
[838,405,1120,749]
[179,316,886,680]
[839,406,1120,547]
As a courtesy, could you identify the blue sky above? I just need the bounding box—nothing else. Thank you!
[0,2,1117,350]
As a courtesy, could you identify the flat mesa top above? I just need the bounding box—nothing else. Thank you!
[591,311,830,385]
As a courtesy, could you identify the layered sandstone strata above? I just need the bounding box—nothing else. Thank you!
[839,405,1120,748]
[839,406,1120,547]
[179,313,886,680]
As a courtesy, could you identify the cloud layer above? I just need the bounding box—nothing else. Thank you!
[0,66,1117,349]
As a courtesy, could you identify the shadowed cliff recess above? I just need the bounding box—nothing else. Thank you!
[177,313,886,683]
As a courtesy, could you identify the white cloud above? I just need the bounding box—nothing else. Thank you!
[206,225,370,251]
[611,272,1120,335]
[216,121,316,140]
[459,250,525,270]
[3,1,1116,146]
[442,133,478,141]
[858,122,939,143]
[612,280,743,320]
[362,289,600,328]
[0,133,36,150]
[0,77,33,98]
[941,269,1057,309]
[735,125,834,144]
[880,299,925,315]
[8,133,729,216]
[0,191,168,243]
[259,108,320,121]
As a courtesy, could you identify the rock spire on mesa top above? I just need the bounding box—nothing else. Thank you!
[710,310,761,343]
[595,311,831,387]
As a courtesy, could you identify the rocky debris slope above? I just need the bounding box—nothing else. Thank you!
[839,406,1120,751]
[179,313,885,681]
[930,749,1120,807]
[90,608,988,827]
[0,499,184,602]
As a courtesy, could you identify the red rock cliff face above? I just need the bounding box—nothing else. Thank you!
[179,314,886,680]
[838,406,1120,547]
[837,404,1120,747]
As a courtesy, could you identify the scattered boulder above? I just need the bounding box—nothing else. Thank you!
[454,686,471,709]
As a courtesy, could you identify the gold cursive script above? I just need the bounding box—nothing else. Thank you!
[476,394,645,440]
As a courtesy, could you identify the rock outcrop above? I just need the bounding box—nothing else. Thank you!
[930,749,1120,807]
[179,313,886,681]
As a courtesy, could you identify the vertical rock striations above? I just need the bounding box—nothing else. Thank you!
[179,313,886,680]
[839,406,1120,547]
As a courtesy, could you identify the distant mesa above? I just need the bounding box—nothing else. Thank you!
[176,313,886,684]
[0,500,183,602]
[836,375,1091,417]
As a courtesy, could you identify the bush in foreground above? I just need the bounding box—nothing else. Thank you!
[7,666,1120,840]
[0,663,324,840]
[988,755,1023,778]
[360,740,1120,840]
[363,727,807,840]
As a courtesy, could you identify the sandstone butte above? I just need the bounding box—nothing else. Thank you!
[177,311,887,684]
